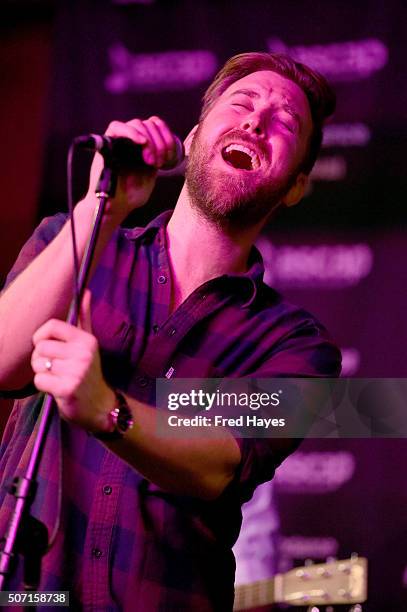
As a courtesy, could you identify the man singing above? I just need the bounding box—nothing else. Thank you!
[0,52,340,610]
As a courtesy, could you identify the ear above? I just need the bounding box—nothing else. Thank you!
[281,172,309,208]
[183,124,199,156]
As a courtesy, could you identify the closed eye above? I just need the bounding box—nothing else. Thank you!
[281,121,295,133]
[230,92,254,111]
[232,103,252,110]
[274,117,295,133]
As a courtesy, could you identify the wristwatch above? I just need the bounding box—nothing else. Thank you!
[94,390,134,441]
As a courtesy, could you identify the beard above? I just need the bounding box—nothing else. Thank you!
[185,125,299,230]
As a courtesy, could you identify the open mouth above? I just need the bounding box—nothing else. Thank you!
[221,143,261,171]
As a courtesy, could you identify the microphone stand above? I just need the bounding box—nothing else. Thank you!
[0,160,117,592]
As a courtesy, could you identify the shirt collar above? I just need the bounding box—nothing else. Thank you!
[221,247,264,307]
[124,209,264,308]
[124,209,173,242]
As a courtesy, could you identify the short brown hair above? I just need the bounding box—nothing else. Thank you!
[200,52,336,175]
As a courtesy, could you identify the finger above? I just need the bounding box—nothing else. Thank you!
[78,289,93,334]
[31,354,60,376]
[33,318,90,346]
[126,118,157,165]
[33,371,57,393]
[105,120,148,146]
[143,118,168,167]
[149,116,177,166]
[33,371,77,398]
[32,339,74,361]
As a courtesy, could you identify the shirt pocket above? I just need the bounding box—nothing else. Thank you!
[91,301,135,389]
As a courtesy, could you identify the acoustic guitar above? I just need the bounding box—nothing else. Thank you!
[234,555,367,610]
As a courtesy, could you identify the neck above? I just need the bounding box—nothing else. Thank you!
[166,184,263,309]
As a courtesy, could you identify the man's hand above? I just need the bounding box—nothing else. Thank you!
[30,291,114,434]
[85,116,179,222]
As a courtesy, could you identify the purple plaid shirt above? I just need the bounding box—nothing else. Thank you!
[0,210,341,611]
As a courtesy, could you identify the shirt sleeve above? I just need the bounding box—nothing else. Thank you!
[1,213,68,293]
[230,319,342,503]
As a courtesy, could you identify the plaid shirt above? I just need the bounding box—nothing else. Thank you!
[0,210,341,611]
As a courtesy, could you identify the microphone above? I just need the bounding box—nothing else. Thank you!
[73,133,184,171]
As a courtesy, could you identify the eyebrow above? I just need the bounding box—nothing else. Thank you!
[229,89,303,132]
[229,88,260,100]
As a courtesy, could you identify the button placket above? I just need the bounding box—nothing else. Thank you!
[136,291,220,380]
[82,451,125,607]
[154,227,173,322]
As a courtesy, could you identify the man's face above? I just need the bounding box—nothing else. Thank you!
[185,70,313,228]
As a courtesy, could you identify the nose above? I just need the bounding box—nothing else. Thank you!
[241,111,265,136]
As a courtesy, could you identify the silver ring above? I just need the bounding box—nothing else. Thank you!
[45,359,53,372]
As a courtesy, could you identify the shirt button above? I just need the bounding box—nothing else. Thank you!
[153,324,160,334]
[157,275,167,284]
[138,376,148,387]
[103,485,112,495]
[92,548,102,559]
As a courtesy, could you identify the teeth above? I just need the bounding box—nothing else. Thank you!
[224,143,260,170]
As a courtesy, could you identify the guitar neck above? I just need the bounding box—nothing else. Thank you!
[234,577,275,610]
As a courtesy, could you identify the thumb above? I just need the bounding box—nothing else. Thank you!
[78,288,93,333]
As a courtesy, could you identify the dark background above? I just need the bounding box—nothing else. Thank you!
[1,0,406,609]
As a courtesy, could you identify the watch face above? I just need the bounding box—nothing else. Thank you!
[117,407,133,433]
[93,394,133,441]
[115,394,134,434]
